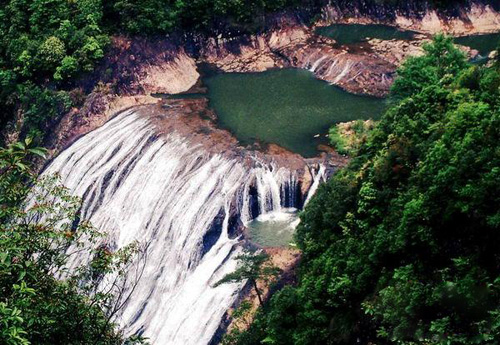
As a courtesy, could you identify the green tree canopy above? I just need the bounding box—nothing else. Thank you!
[216,250,280,306]
[238,35,500,345]
[0,141,147,345]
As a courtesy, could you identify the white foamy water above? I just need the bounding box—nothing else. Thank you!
[41,109,325,344]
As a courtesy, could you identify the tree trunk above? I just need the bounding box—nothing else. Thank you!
[252,279,263,306]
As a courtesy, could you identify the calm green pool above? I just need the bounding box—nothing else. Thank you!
[247,209,299,247]
[454,33,500,56]
[315,24,416,46]
[204,69,387,157]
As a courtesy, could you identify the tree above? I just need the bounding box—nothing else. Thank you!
[0,138,46,215]
[107,0,182,35]
[215,250,280,307]
[0,0,109,142]
[237,35,500,345]
[391,34,467,99]
[0,141,148,345]
[37,36,66,72]
[329,119,376,155]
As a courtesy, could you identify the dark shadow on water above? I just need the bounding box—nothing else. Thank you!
[315,24,417,46]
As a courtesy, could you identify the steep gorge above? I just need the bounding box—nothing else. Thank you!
[36,2,500,344]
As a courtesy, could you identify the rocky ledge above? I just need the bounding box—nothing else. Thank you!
[95,22,484,107]
[201,25,397,97]
[137,98,347,198]
[318,1,500,35]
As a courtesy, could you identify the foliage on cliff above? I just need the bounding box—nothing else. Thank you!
[216,250,280,306]
[233,35,500,345]
[0,141,147,345]
[104,0,308,34]
[0,0,109,140]
[329,119,376,155]
[0,0,309,143]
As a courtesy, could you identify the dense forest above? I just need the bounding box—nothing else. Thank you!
[227,36,500,344]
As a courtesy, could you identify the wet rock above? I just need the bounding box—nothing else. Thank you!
[201,26,397,97]
[318,1,500,36]
[300,166,313,198]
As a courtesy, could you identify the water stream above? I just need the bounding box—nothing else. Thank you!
[315,24,417,45]
[454,32,500,56]
[316,24,500,59]
[247,208,300,247]
[41,109,323,344]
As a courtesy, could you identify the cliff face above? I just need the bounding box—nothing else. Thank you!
[319,0,500,34]
[200,26,397,96]
[319,0,483,20]
[91,1,498,101]
[43,0,500,161]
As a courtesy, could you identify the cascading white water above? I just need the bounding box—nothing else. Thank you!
[300,49,359,85]
[41,109,323,344]
[304,165,326,206]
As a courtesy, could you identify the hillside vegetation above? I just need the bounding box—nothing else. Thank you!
[1,1,498,344]
[0,141,147,344]
[229,35,500,345]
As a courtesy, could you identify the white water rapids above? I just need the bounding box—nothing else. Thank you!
[41,109,324,344]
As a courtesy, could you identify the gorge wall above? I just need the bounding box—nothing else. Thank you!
[318,0,500,35]
[44,0,500,158]
[35,2,500,344]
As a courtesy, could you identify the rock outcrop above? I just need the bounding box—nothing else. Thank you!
[143,98,347,196]
[319,1,500,35]
[44,2,500,161]
[201,25,396,97]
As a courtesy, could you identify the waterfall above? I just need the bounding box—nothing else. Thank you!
[309,56,328,72]
[304,165,326,206]
[296,48,360,87]
[41,109,321,344]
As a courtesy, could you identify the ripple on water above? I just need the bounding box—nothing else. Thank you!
[247,208,300,247]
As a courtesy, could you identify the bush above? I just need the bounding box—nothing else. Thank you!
[0,140,147,345]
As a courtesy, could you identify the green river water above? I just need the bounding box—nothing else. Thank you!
[454,33,500,56]
[315,23,416,45]
[247,209,299,247]
[202,25,499,247]
[204,68,387,158]
[316,23,500,58]
[204,68,387,246]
